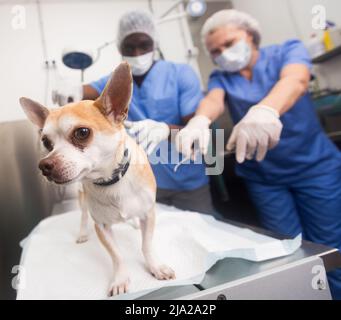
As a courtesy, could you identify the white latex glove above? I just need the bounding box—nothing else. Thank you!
[125,119,170,155]
[175,115,211,159]
[226,105,283,163]
[51,84,83,106]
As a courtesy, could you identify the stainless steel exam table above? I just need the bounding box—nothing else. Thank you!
[139,219,341,300]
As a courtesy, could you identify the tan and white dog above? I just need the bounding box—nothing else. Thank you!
[19,62,175,296]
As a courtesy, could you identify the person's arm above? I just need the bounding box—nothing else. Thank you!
[82,84,101,100]
[127,64,207,155]
[173,64,215,129]
[52,78,106,105]
[225,40,312,163]
[259,63,310,115]
[174,88,225,158]
[167,113,194,131]
[195,88,226,121]
[125,106,190,156]
[225,63,310,163]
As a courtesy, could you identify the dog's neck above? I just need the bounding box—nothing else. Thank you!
[83,131,130,185]
[92,147,130,186]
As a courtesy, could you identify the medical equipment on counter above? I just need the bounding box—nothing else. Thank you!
[323,21,336,51]
[329,27,341,48]
[307,34,325,59]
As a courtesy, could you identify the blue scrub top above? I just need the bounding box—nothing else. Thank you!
[90,60,208,190]
[208,39,341,184]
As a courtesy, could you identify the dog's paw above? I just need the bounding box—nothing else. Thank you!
[149,264,176,280]
[76,234,88,244]
[108,277,130,296]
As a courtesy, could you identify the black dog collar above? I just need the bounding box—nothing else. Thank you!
[93,148,130,187]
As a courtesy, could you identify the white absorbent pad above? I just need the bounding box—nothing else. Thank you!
[17,204,301,300]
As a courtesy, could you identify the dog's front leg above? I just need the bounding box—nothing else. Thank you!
[95,223,130,296]
[140,208,175,280]
[76,190,89,243]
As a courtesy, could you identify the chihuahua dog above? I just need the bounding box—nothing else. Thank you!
[19,62,175,296]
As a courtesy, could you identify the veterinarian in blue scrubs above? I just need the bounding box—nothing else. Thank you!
[82,10,215,214]
[176,9,341,299]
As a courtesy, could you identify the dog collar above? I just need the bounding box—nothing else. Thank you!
[93,148,130,187]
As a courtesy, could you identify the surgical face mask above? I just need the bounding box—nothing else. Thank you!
[123,51,154,76]
[214,39,252,73]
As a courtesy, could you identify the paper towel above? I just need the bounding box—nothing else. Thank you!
[17,204,301,300]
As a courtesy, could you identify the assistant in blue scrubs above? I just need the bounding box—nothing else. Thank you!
[209,42,341,299]
[209,39,341,292]
[83,10,214,214]
[177,9,341,299]
[208,39,341,185]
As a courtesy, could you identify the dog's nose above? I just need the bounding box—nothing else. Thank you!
[39,159,54,176]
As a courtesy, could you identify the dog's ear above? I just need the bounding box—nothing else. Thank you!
[94,62,132,123]
[19,97,49,129]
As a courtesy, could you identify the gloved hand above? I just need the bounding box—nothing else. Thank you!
[226,105,283,163]
[51,84,83,106]
[175,115,211,159]
[125,119,170,155]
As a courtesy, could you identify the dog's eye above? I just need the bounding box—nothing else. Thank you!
[74,127,90,140]
[42,137,53,151]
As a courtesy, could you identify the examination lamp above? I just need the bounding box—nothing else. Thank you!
[61,1,207,76]
[61,40,115,82]
[158,0,207,22]
[186,0,207,18]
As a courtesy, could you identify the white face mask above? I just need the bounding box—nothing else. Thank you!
[214,39,252,73]
[123,51,154,76]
